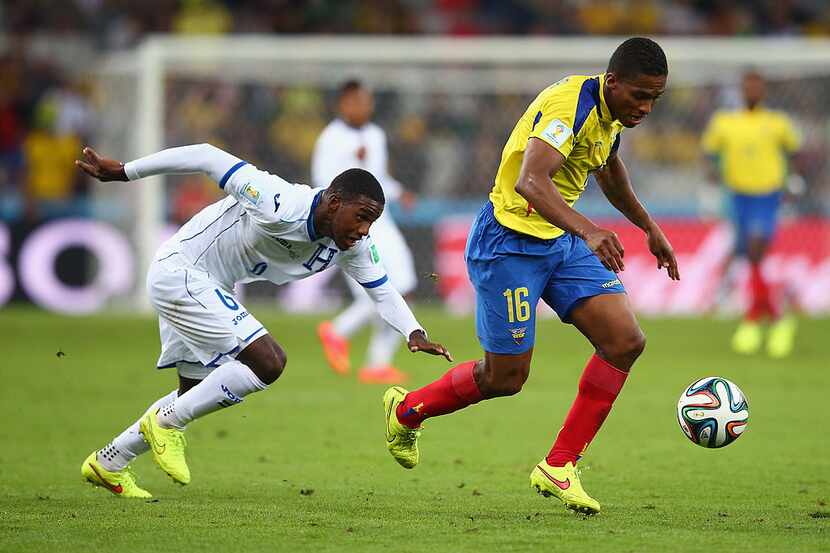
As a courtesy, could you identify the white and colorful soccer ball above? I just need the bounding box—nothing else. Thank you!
[676,377,749,448]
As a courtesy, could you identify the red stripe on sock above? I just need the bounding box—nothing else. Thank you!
[396,360,481,428]
[546,354,628,467]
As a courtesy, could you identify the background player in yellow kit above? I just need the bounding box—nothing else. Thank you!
[383,37,679,515]
[702,70,801,357]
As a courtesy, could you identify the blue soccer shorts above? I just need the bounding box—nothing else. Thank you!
[465,202,625,355]
[730,190,782,255]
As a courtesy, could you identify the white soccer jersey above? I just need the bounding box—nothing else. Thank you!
[124,144,421,339]
[311,119,402,201]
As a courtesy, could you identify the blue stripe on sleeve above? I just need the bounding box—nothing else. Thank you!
[360,275,389,289]
[573,78,600,136]
[219,161,248,189]
[531,110,542,131]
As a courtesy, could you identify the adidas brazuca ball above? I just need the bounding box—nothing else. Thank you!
[676,377,749,448]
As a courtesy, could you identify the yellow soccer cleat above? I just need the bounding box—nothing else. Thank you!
[81,451,152,499]
[383,386,421,469]
[530,460,601,515]
[767,316,797,358]
[731,320,762,355]
[140,410,190,485]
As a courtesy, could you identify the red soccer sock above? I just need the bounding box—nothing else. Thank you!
[747,262,778,320]
[546,354,628,467]
[396,360,482,428]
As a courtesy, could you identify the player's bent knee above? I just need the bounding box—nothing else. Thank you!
[257,345,287,385]
[598,328,646,369]
[479,366,528,398]
[618,329,646,361]
[239,336,287,385]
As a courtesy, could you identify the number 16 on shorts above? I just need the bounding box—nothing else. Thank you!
[503,287,531,323]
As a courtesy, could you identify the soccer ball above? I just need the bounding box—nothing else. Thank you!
[676,377,749,448]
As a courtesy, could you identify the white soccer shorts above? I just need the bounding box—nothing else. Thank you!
[147,255,267,379]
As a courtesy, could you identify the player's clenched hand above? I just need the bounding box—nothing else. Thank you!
[584,227,625,273]
[75,147,128,182]
[646,223,680,280]
[408,330,453,362]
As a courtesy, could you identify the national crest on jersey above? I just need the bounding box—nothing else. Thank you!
[490,74,624,240]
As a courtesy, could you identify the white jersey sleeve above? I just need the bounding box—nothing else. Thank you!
[123,143,242,183]
[123,143,310,229]
[338,235,422,338]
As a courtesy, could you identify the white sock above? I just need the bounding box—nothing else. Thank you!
[332,298,375,337]
[157,360,267,430]
[366,320,403,368]
[97,389,179,472]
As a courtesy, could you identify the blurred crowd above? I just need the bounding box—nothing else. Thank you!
[0,49,96,223]
[2,0,830,226]
[161,74,830,225]
[5,1,830,42]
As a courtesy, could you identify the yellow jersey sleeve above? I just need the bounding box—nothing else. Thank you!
[529,88,580,159]
[701,112,724,155]
[778,113,801,153]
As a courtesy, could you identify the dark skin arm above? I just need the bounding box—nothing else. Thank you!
[594,154,680,280]
[516,137,627,272]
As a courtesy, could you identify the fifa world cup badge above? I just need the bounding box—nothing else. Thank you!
[241,183,262,206]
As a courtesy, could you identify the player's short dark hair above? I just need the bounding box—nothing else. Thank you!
[338,78,364,99]
[607,37,668,81]
[329,168,385,205]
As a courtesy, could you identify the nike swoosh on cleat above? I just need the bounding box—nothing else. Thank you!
[151,439,166,456]
[536,465,570,490]
[89,463,123,494]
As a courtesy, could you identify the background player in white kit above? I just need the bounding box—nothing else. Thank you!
[74,144,451,498]
[310,79,419,384]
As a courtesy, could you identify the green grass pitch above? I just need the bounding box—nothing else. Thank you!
[0,307,827,552]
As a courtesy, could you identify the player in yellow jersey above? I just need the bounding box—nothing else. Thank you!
[702,70,801,357]
[383,38,679,514]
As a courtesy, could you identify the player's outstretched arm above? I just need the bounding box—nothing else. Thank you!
[516,137,626,273]
[361,278,452,362]
[595,154,680,280]
[77,143,243,185]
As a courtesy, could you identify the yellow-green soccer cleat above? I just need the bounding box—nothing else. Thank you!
[530,460,601,515]
[81,451,152,498]
[140,409,190,485]
[383,386,421,469]
[731,320,763,355]
[767,316,797,358]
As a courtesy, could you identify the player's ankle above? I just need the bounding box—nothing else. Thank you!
[545,452,576,467]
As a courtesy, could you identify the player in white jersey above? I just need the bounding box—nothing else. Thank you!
[74,143,451,498]
[310,79,418,384]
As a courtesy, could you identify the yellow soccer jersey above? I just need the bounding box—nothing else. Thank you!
[701,107,800,195]
[490,74,624,240]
